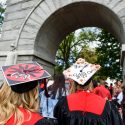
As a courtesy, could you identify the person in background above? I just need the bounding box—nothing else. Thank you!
[0,62,51,125]
[93,79,111,100]
[104,81,109,89]
[112,81,123,110]
[112,82,119,99]
[40,73,68,125]
[121,85,125,124]
[109,83,113,97]
[54,58,123,125]
[116,81,123,106]
[49,73,68,98]
[65,79,71,94]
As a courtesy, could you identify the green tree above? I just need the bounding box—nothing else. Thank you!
[96,29,122,80]
[79,45,97,63]
[55,28,97,74]
[55,28,122,80]
[0,2,6,33]
[79,45,101,80]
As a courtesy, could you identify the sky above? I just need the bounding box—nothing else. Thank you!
[0,0,6,4]
[75,28,101,49]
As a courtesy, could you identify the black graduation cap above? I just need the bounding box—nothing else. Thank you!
[1,62,51,93]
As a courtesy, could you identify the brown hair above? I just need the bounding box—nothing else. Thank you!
[69,78,92,94]
[49,73,66,99]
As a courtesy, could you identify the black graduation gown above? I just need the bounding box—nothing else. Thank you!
[35,118,58,125]
[54,91,123,125]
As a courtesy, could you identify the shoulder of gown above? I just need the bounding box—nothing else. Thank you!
[54,95,123,125]
[35,118,51,125]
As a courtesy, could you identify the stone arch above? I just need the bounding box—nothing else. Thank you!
[1,0,125,75]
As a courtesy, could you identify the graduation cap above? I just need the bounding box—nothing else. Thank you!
[63,58,101,85]
[1,62,51,93]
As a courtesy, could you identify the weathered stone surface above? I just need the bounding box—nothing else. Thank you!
[17,44,34,51]
[35,6,48,21]
[20,31,36,39]
[17,55,34,62]
[1,30,19,41]
[0,0,125,78]
[39,1,52,14]
[5,3,22,13]
[121,16,125,24]
[118,8,125,17]
[7,0,24,5]
[0,42,12,51]
[45,0,57,12]
[23,24,38,34]
[52,0,62,9]
[30,12,44,25]
[18,38,35,45]
[2,19,24,31]
[106,0,121,8]
[26,18,41,29]
[113,1,125,13]
[5,9,31,21]
[22,1,35,9]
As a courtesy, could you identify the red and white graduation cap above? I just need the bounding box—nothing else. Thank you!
[1,62,51,93]
[63,58,101,85]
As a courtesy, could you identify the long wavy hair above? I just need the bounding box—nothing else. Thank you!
[0,82,39,125]
[49,73,66,99]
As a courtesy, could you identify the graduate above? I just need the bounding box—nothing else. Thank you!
[54,58,123,125]
[40,73,67,125]
[0,62,51,125]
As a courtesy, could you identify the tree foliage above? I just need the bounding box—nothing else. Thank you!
[55,28,97,74]
[55,32,76,73]
[55,28,122,80]
[79,45,97,64]
[0,2,6,33]
[96,30,122,80]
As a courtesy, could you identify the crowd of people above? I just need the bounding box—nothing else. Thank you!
[0,58,125,125]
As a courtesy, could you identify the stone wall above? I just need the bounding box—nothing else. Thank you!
[0,0,125,84]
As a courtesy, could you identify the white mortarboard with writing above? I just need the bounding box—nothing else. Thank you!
[63,58,101,85]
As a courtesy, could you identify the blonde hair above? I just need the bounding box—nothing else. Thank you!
[0,82,39,125]
[69,80,93,94]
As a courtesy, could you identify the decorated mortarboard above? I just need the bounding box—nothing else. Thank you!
[63,58,101,85]
[1,62,51,93]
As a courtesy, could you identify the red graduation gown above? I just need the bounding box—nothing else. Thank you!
[6,107,49,125]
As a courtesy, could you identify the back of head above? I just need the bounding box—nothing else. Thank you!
[121,86,125,117]
[0,82,39,124]
[69,78,93,94]
[63,58,101,93]
[54,73,65,88]
[50,73,66,99]
[0,62,51,124]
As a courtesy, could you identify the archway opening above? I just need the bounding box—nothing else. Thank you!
[55,27,122,81]
[35,1,124,75]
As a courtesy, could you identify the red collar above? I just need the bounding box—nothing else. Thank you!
[6,107,43,125]
[67,91,106,115]
[76,89,91,93]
